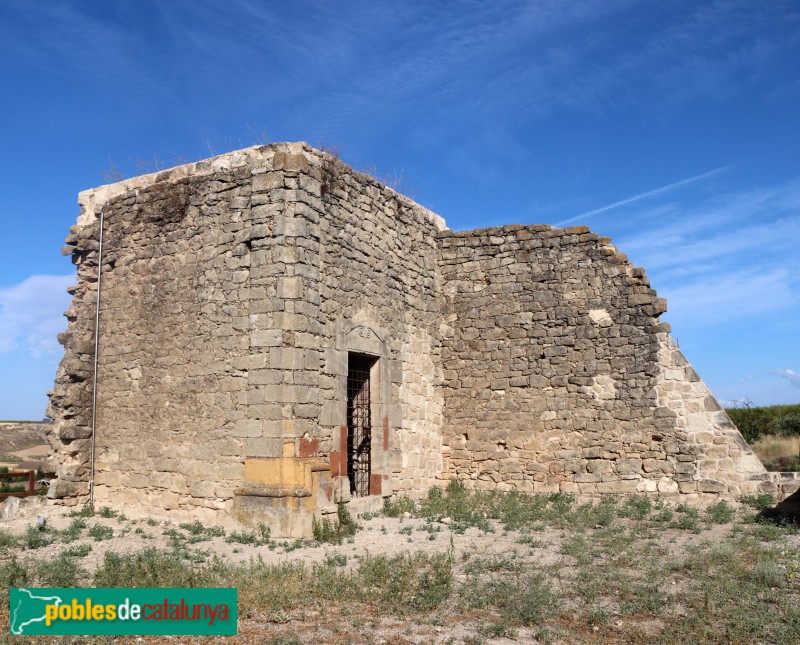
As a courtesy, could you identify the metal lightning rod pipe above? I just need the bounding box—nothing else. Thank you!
[88,210,104,511]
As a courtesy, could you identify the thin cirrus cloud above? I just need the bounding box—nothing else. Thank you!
[5,1,790,142]
[555,167,730,227]
[0,274,74,359]
[774,369,800,389]
[657,268,796,329]
[618,182,800,270]
[582,177,800,330]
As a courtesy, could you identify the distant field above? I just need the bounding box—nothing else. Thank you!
[752,435,800,472]
[0,421,49,469]
[726,403,800,441]
[726,403,800,471]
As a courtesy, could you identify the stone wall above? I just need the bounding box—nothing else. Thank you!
[653,335,767,495]
[312,153,445,499]
[437,225,768,498]
[47,143,446,530]
[47,142,772,534]
[51,157,264,522]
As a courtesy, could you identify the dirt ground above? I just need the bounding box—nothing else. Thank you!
[2,493,799,644]
[1,501,539,570]
[7,501,549,643]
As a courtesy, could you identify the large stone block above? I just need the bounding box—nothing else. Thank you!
[277,277,304,299]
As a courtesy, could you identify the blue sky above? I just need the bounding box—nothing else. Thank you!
[1,0,798,419]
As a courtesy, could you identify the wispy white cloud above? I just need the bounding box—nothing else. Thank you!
[617,181,800,276]
[7,0,793,147]
[660,268,797,328]
[556,167,729,226]
[594,177,800,332]
[630,216,800,278]
[774,369,800,389]
[0,275,74,358]
[717,369,800,408]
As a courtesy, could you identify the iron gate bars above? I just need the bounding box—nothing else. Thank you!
[347,355,373,497]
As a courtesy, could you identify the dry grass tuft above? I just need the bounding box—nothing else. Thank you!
[752,435,800,460]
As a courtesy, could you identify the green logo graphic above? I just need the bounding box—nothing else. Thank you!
[9,588,237,636]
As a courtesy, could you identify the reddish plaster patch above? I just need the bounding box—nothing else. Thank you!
[339,426,348,475]
[299,436,319,458]
[383,416,389,451]
[330,451,341,477]
[370,474,382,496]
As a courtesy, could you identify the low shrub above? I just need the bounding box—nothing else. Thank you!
[313,503,357,544]
[0,557,29,602]
[36,553,87,587]
[94,548,202,588]
[63,543,92,558]
[740,493,775,511]
[22,525,54,549]
[672,504,701,532]
[225,523,270,546]
[774,413,800,437]
[67,506,94,518]
[460,571,557,626]
[88,524,114,541]
[383,496,417,518]
[618,495,653,520]
[0,528,19,549]
[705,500,735,524]
[359,551,453,613]
[60,518,87,542]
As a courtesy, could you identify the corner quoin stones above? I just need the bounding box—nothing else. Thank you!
[45,142,773,537]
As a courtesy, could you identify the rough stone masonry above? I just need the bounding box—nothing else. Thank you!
[46,142,775,537]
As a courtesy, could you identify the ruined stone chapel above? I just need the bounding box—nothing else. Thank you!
[46,142,772,536]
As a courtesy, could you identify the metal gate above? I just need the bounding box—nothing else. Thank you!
[347,355,372,497]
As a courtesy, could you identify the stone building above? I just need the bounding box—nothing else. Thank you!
[47,142,772,536]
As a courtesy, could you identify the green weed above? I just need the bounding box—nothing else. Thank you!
[225,523,270,546]
[88,524,114,541]
[36,553,87,587]
[179,520,206,535]
[740,493,775,511]
[67,506,94,518]
[748,523,784,542]
[705,500,735,524]
[618,495,653,520]
[0,528,19,549]
[94,548,202,588]
[382,496,417,517]
[325,553,348,567]
[672,504,701,532]
[0,557,29,603]
[464,555,522,575]
[63,543,92,558]
[479,620,516,638]
[60,517,87,542]
[460,571,558,626]
[312,503,357,544]
[359,551,453,613]
[22,525,54,549]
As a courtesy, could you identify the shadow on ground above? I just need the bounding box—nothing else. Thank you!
[762,488,800,524]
